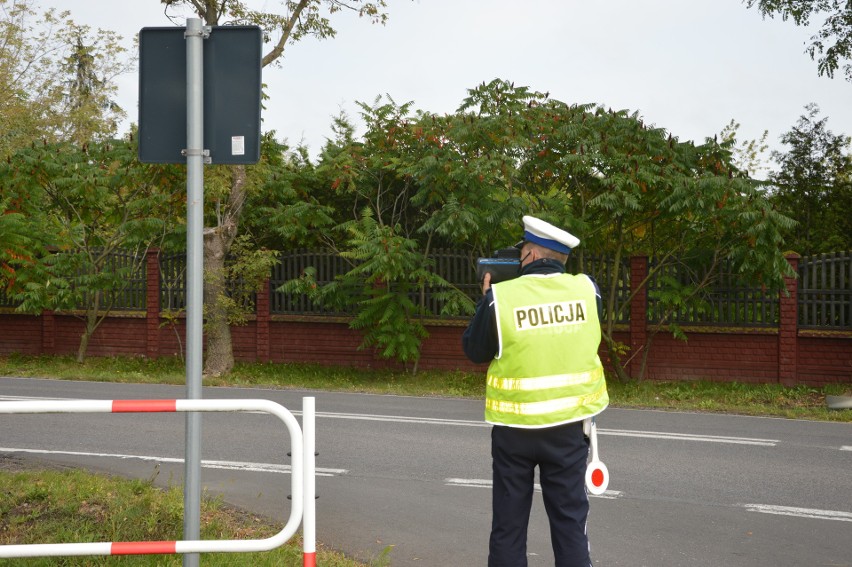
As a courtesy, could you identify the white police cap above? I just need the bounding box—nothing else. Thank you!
[516,215,580,254]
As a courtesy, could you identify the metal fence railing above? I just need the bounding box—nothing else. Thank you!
[567,253,631,325]
[1,249,850,331]
[270,249,354,316]
[0,249,147,311]
[0,287,16,308]
[159,252,256,313]
[96,250,147,312]
[159,252,187,312]
[799,251,851,330]
[646,258,779,328]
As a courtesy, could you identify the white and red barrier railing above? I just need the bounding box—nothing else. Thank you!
[0,397,316,565]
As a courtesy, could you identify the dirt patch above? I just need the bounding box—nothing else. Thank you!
[0,453,74,473]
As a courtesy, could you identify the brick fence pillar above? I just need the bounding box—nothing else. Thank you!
[41,310,55,354]
[145,248,161,359]
[778,253,800,386]
[629,255,649,379]
[256,277,271,362]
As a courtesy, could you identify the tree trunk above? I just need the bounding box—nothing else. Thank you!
[202,227,235,376]
[76,329,90,363]
[602,335,632,382]
[201,165,247,377]
[76,292,102,363]
[601,220,632,382]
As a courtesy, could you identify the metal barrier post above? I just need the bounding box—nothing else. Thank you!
[0,398,311,559]
[303,396,316,567]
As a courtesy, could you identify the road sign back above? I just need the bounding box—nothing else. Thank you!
[138,26,262,164]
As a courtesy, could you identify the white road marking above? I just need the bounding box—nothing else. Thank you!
[312,411,490,428]
[841,446,852,451]
[444,477,623,500]
[0,447,347,477]
[743,504,852,522]
[442,481,852,522]
[0,395,67,401]
[0,396,785,447]
[598,428,778,447]
[314,412,779,446]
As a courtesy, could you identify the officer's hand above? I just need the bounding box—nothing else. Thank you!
[481,272,492,295]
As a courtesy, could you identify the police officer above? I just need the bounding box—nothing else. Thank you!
[463,216,608,567]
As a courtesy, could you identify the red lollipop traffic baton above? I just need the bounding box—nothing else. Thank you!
[584,416,609,495]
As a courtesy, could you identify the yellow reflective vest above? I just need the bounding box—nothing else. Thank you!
[486,273,608,428]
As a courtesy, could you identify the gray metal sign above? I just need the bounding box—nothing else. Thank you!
[138,25,262,164]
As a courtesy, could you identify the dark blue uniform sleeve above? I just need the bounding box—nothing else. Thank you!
[588,275,603,317]
[462,289,498,364]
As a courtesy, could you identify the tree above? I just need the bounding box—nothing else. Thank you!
[1,0,163,359]
[405,79,794,379]
[269,79,796,378]
[744,0,852,81]
[0,138,183,362]
[1,0,63,157]
[509,93,794,381]
[769,103,852,253]
[0,198,39,296]
[719,119,771,180]
[0,0,128,156]
[272,99,473,371]
[53,30,129,143]
[159,0,398,377]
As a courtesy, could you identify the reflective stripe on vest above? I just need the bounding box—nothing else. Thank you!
[486,386,607,417]
[487,366,604,392]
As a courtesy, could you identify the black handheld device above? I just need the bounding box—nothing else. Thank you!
[475,247,521,284]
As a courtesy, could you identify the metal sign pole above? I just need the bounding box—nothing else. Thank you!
[183,17,206,567]
[139,20,262,566]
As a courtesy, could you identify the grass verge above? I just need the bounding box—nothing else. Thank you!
[0,354,849,422]
[0,458,365,566]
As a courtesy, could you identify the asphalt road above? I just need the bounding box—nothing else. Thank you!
[1,377,850,566]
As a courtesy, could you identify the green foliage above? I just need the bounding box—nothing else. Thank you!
[163,0,390,50]
[719,119,771,179]
[340,212,432,363]
[269,78,797,374]
[0,198,40,293]
[1,0,65,157]
[745,0,852,81]
[0,138,183,359]
[2,138,182,308]
[769,103,852,253]
[0,0,129,157]
[248,140,337,249]
[206,233,281,329]
[279,210,465,365]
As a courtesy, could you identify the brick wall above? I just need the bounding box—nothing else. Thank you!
[0,314,41,355]
[797,334,852,386]
[643,331,780,383]
[1,310,849,385]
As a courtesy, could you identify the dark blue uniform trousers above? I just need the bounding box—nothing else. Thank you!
[489,421,591,567]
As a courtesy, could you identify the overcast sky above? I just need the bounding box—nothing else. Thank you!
[50,0,851,170]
